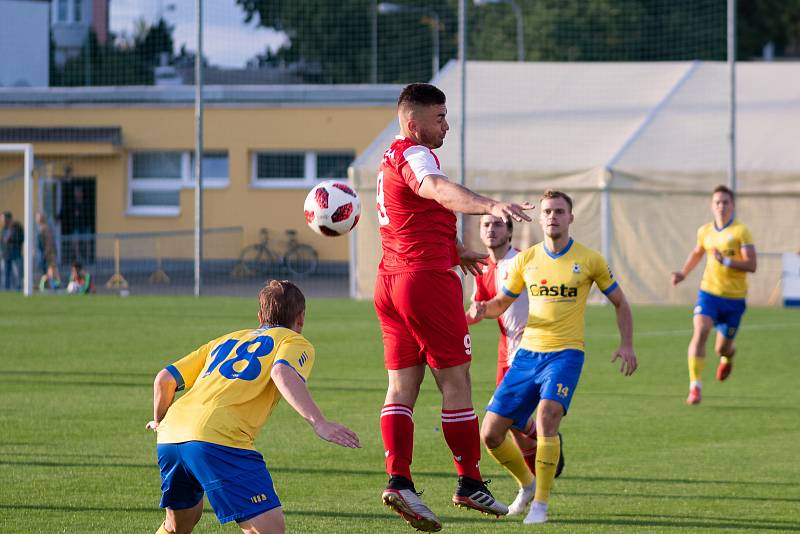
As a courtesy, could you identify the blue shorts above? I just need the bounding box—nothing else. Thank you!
[486,349,584,430]
[157,441,280,524]
[694,290,746,339]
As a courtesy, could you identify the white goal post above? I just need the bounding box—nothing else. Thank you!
[0,143,34,296]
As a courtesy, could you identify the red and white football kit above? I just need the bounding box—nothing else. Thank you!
[374,135,470,371]
[375,135,481,483]
[471,247,529,385]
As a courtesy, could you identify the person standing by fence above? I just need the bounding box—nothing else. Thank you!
[2,211,24,291]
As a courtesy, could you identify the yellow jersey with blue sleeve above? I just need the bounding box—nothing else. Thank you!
[156,325,315,451]
[697,219,753,299]
[502,238,618,352]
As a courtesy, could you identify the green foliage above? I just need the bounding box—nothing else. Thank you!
[51,19,175,87]
[0,293,798,532]
[738,0,800,58]
[236,0,457,84]
[236,0,800,84]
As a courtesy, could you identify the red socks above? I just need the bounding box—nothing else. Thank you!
[381,404,414,480]
[381,405,484,482]
[441,408,482,480]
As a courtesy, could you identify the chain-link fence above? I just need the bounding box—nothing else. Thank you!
[1,0,798,300]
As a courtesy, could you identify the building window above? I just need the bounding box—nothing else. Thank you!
[190,152,229,183]
[317,152,355,180]
[252,151,354,188]
[56,0,69,22]
[74,0,83,23]
[256,152,306,180]
[132,152,183,180]
[128,151,229,216]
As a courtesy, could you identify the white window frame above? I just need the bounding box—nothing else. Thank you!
[53,0,80,24]
[250,151,352,189]
[127,151,229,217]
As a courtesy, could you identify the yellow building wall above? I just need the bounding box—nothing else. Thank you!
[0,105,393,262]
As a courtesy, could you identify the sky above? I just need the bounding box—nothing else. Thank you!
[110,0,287,68]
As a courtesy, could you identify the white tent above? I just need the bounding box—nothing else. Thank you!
[350,61,800,304]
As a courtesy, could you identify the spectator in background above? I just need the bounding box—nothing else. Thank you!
[1,211,24,291]
[67,261,94,294]
[39,264,62,292]
[0,214,4,285]
[36,212,58,277]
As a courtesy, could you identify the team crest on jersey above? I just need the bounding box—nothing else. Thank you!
[572,263,581,273]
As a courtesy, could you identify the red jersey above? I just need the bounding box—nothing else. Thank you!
[376,136,458,274]
[472,247,528,370]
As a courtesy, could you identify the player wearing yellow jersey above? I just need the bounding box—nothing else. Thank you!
[146,280,360,534]
[471,190,637,524]
[672,185,757,405]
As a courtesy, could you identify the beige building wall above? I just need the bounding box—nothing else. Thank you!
[0,103,395,262]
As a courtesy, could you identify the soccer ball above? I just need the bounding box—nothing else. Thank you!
[304,181,361,237]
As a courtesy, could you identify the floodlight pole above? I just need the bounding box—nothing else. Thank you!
[727,0,737,192]
[458,0,466,244]
[23,145,33,296]
[474,0,524,62]
[194,0,204,297]
[371,0,378,83]
[510,0,524,62]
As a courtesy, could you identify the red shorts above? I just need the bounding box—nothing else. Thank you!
[374,269,472,370]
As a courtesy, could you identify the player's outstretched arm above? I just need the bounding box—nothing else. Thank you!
[145,368,178,431]
[606,287,637,376]
[481,293,516,320]
[270,364,361,449]
[671,245,704,285]
[417,175,534,222]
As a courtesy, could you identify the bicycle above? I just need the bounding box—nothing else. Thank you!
[231,228,319,278]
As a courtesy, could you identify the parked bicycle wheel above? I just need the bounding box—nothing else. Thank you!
[284,244,319,277]
[236,245,279,278]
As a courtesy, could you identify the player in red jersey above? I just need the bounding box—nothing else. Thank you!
[466,215,564,517]
[375,83,534,532]
[467,215,529,384]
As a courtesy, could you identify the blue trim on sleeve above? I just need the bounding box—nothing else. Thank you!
[502,286,520,298]
[272,359,306,383]
[602,281,619,296]
[165,365,185,391]
[544,238,574,259]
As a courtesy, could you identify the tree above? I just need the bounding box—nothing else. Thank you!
[52,18,175,86]
[236,0,800,85]
[738,0,800,59]
[235,0,457,83]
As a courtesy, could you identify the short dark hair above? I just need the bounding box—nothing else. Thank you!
[479,215,513,232]
[72,261,82,271]
[398,83,446,110]
[3,211,11,219]
[540,190,574,212]
[258,280,306,328]
[713,185,735,202]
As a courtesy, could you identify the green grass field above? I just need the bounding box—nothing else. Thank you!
[0,293,798,533]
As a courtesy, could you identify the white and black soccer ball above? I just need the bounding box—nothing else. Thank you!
[304,181,361,237]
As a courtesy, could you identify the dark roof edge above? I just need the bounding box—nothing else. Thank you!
[0,85,404,106]
[0,127,122,144]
